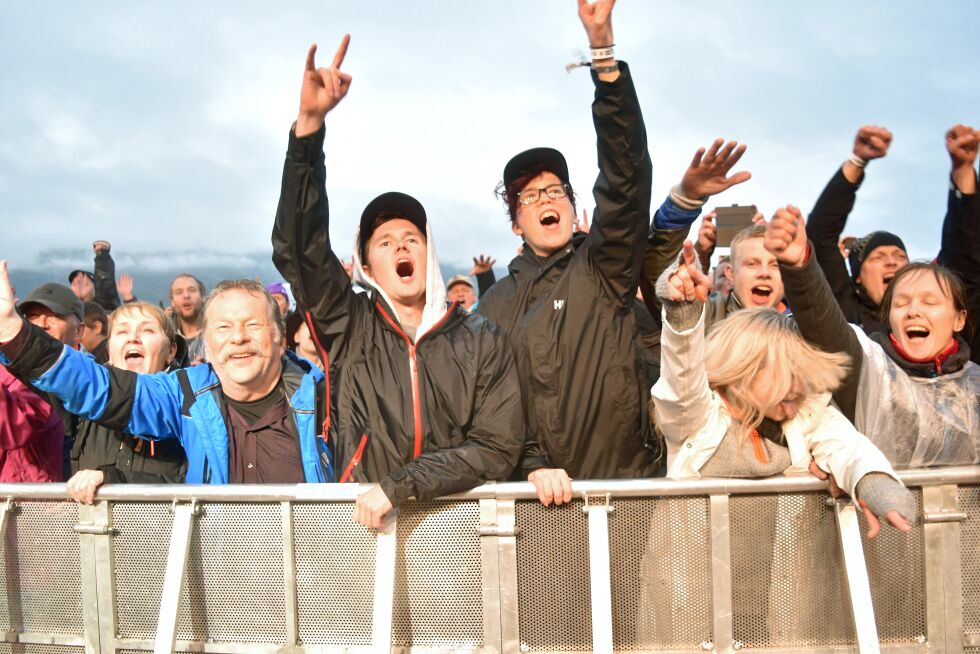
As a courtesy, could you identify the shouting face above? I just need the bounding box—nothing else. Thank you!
[727,237,785,309]
[858,245,908,305]
[170,276,204,322]
[108,309,175,374]
[362,218,428,311]
[512,172,575,257]
[887,269,966,361]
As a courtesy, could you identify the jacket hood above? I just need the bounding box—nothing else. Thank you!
[351,220,448,341]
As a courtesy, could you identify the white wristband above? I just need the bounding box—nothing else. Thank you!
[591,45,614,60]
[848,154,867,169]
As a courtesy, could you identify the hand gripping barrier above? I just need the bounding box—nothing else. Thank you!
[0,466,977,654]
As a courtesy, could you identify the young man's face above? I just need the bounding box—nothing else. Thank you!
[858,245,908,305]
[170,276,204,322]
[887,271,966,361]
[204,289,284,398]
[512,171,574,257]
[726,237,785,309]
[79,319,106,353]
[23,305,81,347]
[71,275,95,302]
[108,310,175,374]
[447,283,476,310]
[363,218,428,310]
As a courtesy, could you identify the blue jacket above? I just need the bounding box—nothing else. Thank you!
[2,328,332,484]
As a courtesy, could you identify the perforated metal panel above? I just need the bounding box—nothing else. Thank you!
[0,500,83,635]
[862,488,925,643]
[619,497,713,651]
[516,499,591,652]
[0,646,84,654]
[392,501,483,648]
[730,493,855,648]
[961,485,980,641]
[293,502,375,646]
[112,502,287,643]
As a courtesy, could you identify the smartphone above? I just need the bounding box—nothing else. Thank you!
[714,204,758,247]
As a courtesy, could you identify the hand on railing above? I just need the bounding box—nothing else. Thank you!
[67,469,105,505]
[353,484,394,529]
[528,468,573,507]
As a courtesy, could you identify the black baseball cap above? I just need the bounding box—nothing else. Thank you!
[18,283,85,322]
[359,192,427,260]
[503,147,570,188]
[68,270,94,284]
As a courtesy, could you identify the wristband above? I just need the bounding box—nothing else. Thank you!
[591,63,619,75]
[848,154,867,169]
[591,45,615,60]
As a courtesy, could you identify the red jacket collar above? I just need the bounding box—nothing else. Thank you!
[888,333,959,375]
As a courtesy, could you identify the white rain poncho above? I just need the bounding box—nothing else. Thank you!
[852,326,980,468]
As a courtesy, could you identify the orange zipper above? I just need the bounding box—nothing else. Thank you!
[339,433,368,483]
[749,430,769,464]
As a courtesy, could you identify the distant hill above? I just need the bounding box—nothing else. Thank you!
[8,248,483,308]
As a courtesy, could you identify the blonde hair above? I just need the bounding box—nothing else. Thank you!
[729,224,767,267]
[704,308,850,439]
[108,302,178,345]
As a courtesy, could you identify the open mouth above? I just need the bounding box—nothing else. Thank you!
[751,285,773,303]
[905,326,930,341]
[883,273,895,286]
[396,259,415,280]
[124,349,145,370]
[539,210,560,227]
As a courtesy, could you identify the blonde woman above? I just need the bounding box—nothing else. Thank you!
[652,242,914,535]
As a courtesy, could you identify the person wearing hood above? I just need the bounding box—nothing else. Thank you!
[271,35,523,529]
[765,206,979,468]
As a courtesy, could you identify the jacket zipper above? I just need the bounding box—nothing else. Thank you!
[305,311,332,441]
[339,433,369,483]
[374,301,458,461]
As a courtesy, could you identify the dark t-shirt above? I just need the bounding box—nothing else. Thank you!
[225,381,305,484]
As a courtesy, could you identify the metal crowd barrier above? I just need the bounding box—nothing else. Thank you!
[0,466,977,654]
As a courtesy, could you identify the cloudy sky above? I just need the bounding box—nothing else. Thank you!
[2,1,978,286]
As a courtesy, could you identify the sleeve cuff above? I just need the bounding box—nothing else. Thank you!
[287,122,327,163]
[653,195,702,230]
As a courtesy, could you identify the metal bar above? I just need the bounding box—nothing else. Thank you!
[0,466,976,501]
[0,633,89,646]
[76,502,103,654]
[834,500,881,653]
[371,511,397,653]
[584,495,614,654]
[496,499,521,654]
[93,500,118,654]
[154,499,198,654]
[281,501,299,647]
[114,638,514,653]
[938,485,964,654]
[921,486,948,653]
[921,510,968,523]
[479,498,502,652]
[709,495,733,654]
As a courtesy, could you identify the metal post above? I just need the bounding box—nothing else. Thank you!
[584,494,614,654]
[371,511,397,653]
[834,500,880,654]
[281,501,299,647]
[495,499,521,654]
[479,498,503,652]
[154,499,199,654]
[709,495,733,654]
[922,485,965,654]
[75,503,103,654]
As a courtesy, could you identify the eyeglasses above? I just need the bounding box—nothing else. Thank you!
[516,183,570,206]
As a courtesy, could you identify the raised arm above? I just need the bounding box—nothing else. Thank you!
[469,255,497,297]
[764,207,864,420]
[807,126,892,313]
[92,240,122,311]
[271,36,357,362]
[650,242,712,446]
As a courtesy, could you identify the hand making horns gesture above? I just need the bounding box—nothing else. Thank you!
[296,34,353,137]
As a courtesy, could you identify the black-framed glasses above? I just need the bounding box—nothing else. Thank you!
[516,183,570,206]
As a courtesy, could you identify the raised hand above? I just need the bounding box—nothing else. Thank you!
[116,273,135,302]
[574,208,591,234]
[468,255,496,276]
[680,139,751,200]
[695,211,717,255]
[577,0,615,47]
[93,240,111,255]
[764,205,808,267]
[341,258,355,280]
[853,125,892,161]
[666,241,710,303]
[0,260,25,343]
[296,34,352,137]
[946,124,979,170]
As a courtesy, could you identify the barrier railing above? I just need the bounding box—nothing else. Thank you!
[0,466,977,654]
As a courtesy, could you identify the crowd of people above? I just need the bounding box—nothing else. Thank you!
[1,0,977,543]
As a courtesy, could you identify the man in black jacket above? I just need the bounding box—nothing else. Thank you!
[478,0,751,505]
[272,35,523,529]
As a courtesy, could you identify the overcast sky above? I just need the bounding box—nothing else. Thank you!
[2,1,978,280]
